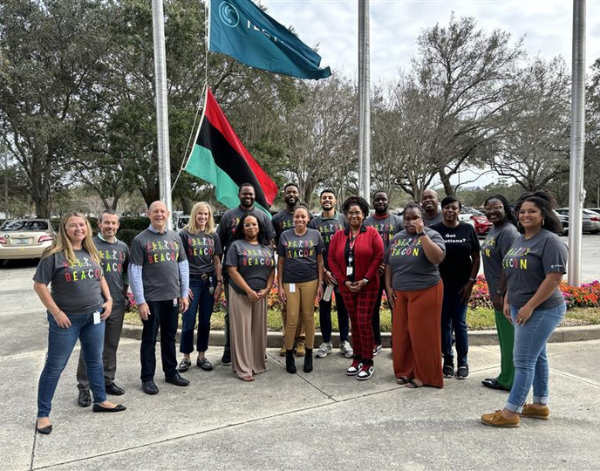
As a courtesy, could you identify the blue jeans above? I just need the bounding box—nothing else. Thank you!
[180,277,216,354]
[140,300,179,381]
[38,311,106,417]
[505,302,566,413]
[319,285,349,343]
[441,286,469,366]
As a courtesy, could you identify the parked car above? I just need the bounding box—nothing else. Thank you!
[460,206,493,236]
[0,219,55,261]
[553,210,568,235]
[174,214,190,230]
[587,208,600,215]
[555,208,600,234]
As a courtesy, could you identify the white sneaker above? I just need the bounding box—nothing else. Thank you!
[340,340,354,358]
[316,342,333,358]
[357,365,374,381]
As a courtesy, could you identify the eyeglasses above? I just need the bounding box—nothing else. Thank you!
[347,211,363,216]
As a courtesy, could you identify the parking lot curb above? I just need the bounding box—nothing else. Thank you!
[121,323,600,347]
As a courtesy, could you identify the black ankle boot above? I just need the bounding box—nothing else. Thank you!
[286,349,297,374]
[303,348,313,373]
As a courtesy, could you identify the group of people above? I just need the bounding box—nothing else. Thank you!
[33,182,568,434]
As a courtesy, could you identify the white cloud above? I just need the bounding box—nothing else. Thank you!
[262,0,600,81]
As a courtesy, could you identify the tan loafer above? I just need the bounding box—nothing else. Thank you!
[481,410,520,428]
[521,404,550,420]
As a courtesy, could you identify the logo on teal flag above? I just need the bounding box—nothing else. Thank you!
[210,0,332,80]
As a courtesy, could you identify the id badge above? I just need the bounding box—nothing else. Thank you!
[93,310,101,325]
[289,283,296,293]
[346,266,353,276]
[173,298,178,307]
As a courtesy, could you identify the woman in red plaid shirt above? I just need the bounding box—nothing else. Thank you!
[328,196,384,381]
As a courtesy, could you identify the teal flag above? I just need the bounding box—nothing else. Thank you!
[210,0,331,80]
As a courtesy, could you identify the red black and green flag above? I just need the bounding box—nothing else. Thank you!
[185,88,278,213]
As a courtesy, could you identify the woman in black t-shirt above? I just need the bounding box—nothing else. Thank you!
[224,214,275,382]
[33,213,126,435]
[431,196,480,381]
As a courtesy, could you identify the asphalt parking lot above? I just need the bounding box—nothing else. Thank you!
[1,235,599,470]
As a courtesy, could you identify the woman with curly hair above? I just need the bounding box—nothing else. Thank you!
[33,213,126,435]
[328,196,383,380]
[480,194,519,391]
[482,190,567,427]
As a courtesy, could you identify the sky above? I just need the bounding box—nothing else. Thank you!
[257,0,599,188]
[261,0,600,83]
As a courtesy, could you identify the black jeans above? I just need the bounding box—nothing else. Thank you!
[371,274,385,345]
[140,300,179,381]
[319,286,349,343]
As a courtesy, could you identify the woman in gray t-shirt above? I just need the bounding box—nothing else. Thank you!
[384,202,446,389]
[224,214,275,382]
[277,205,324,375]
[33,213,125,434]
[177,202,223,373]
[482,190,567,428]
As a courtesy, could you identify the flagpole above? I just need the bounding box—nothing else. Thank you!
[568,0,586,286]
[151,0,173,228]
[358,0,371,200]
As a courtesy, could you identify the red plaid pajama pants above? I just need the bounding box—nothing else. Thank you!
[340,289,378,363]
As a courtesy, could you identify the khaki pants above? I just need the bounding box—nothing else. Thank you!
[283,280,318,350]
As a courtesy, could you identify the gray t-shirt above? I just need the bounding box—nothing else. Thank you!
[179,230,222,276]
[423,212,443,227]
[504,230,568,309]
[33,249,104,316]
[364,213,404,256]
[224,239,275,295]
[93,236,129,305]
[277,229,324,283]
[385,228,446,291]
[129,229,187,302]
[272,208,314,243]
[216,206,275,254]
[308,212,345,270]
[481,223,519,296]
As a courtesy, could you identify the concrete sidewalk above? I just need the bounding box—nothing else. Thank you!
[2,266,600,470]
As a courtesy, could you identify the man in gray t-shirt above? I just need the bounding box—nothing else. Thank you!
[129,201,190,395]
[421,189,442,227]
[365,190,404,352]
[76,210,130,406]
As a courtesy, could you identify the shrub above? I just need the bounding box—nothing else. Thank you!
[117,229,142,246]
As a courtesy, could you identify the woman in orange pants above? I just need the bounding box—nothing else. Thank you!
[385,202,446,388]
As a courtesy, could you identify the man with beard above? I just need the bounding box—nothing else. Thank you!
[271,183,310,357]
[365,191,403,355]
[76,209,129,406]
[217,184,275,365]
[309,189,353,359]
[421,189,443,227]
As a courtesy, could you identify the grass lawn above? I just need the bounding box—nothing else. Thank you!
[123,306,600,332]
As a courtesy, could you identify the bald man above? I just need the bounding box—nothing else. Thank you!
[129,201,190,395]
[421,189,443,227]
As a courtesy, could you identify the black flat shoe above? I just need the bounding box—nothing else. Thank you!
[105,382,125,396]
[197,357,213,371]
[142,380,159,395]
[481,378,511,391]
[178,359,191,372]
[92,404,126,413]
[78,389,92,407]
[36,424,52,435]
[165,373,190,387]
